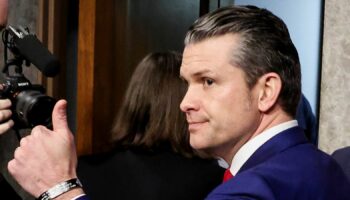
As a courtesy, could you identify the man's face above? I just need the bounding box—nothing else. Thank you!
[180,34,262,161]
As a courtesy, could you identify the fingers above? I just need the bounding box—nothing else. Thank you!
[0,0,8,26]
[0,109,12,121]
[7,131,50,197]
[8,137,31,177]
[8,121,78,197]
[0,99,12,121]
[7,99,78,197]
[8,151,40,197]
[7,159,19,177]
[0,99,11,108]
[0,119,14,134]
[0,99,13,134]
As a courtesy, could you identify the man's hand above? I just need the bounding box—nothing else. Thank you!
[0,99,14,134]
[0,0,8,28]
[8,100,79,197]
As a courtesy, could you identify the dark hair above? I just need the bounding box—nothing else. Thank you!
[112,51,195,157]
[185,5,301,117]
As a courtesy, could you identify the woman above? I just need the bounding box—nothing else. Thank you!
[77,51,224,200]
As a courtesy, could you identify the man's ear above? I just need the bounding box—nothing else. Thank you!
[256,72,282,112]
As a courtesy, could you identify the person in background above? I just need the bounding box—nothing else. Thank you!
[77,51,224,200]
[0,0,13,135]
[0,0,27,199]
[296,94,318,145]
[332,146,350,182]
[4,5,350,200]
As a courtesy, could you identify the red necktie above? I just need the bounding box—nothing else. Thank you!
[222,169,234,182]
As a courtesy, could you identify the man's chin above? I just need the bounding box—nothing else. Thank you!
[189,137,211,151]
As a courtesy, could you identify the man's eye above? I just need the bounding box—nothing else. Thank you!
[203,78,214,86]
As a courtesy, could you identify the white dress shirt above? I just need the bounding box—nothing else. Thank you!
[229,120,298,175]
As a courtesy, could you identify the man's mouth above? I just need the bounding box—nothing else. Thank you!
[188,121,208,132]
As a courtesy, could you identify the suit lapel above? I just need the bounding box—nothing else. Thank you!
[238,127,309,174]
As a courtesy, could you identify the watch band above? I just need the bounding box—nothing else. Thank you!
[37,178,83,200]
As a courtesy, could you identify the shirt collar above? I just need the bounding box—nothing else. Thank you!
[229,120,298,175]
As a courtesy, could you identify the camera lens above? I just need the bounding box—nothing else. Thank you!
[14,90,56,127]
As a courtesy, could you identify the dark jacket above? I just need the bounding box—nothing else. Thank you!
[332,146,350,182]
[77,145,224,200]
[206,127,350,200]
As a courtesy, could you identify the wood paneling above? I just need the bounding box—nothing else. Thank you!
[77,0,117,155]
[37,0,67,99]
[76,0,96,155]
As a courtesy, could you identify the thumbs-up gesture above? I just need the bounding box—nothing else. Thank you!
[8,100,82,198]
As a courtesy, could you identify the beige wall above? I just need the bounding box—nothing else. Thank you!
[319,0,350,154]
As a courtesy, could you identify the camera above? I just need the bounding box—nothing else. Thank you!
[1,25,59,129]
[0,72,56,128]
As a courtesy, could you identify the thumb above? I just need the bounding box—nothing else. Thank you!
[52,99,69,132]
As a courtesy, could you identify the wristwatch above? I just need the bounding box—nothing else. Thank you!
[37,178,83,200]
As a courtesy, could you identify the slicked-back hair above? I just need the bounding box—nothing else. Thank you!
[185,5,301,117]
[112,51,195,157]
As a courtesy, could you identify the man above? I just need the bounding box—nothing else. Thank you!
[179,5,349,199]
[5,5,350,200]
[0,0,13,134]
[0,1,27,199]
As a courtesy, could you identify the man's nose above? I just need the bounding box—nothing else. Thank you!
[180,88,199,113]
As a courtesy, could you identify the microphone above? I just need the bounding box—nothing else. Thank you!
[8,26,60,77]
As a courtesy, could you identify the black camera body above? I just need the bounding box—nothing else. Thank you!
[0,73,55,128]
[1,25,59,129]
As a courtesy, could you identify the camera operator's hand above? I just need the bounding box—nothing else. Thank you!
[7,100,84,199]
[0,99,14,134]
[0,0,8,29]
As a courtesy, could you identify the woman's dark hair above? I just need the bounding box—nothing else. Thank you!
[112,51,195,157]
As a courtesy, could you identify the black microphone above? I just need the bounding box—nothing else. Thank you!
[8,26,60,77]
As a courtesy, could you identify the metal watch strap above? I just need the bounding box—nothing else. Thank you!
[37,178,83,200]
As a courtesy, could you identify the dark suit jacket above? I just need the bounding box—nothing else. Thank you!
[296,94,318,145]
[332,146,350,182]
[0,176,22,200]
[206,127,350,200]
[77,145,224,200]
